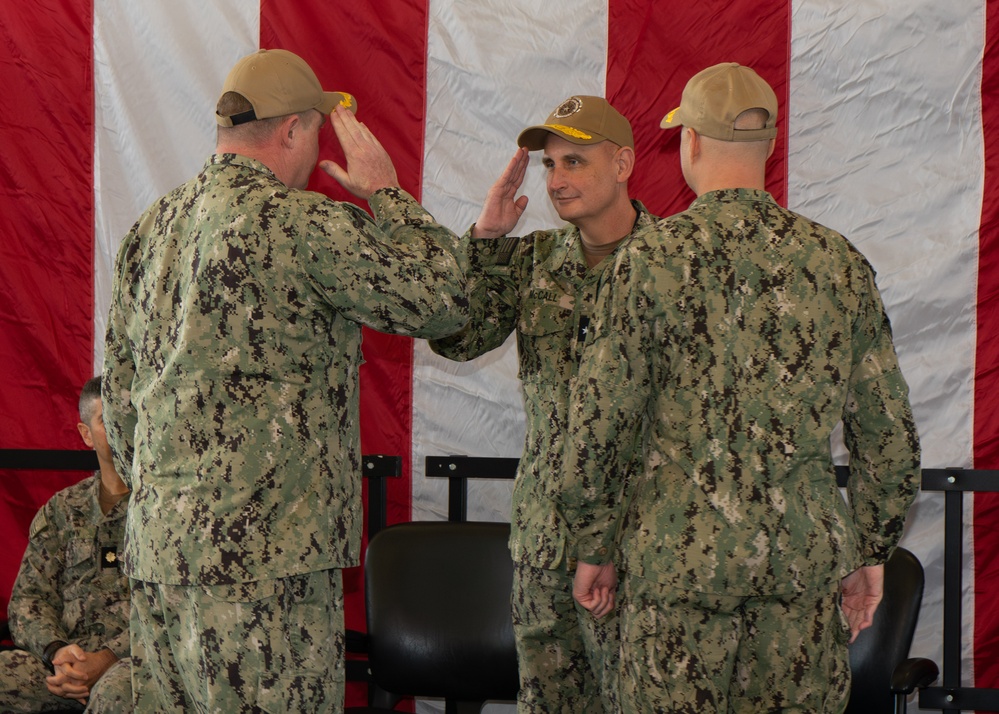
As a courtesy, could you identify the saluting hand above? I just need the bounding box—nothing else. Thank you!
[320,105,400,199]
[472,147,530,239]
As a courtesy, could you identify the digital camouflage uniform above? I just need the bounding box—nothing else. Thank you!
[430,200,657,714]
[103,153,468,712]
[0,473,132,713]
[561,189,921,713]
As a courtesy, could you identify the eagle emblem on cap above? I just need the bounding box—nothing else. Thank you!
[554,97,583,118]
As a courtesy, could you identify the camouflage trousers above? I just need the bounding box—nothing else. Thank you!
[129,569,344,713]
[512,560,620,714]
[620,574,851,713]
[0,648,132,713]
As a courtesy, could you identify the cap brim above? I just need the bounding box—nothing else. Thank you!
[318,91,358,115]
[517,124,607,151]
[659,106,682,129]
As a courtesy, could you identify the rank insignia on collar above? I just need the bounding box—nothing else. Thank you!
[101,546,119,569]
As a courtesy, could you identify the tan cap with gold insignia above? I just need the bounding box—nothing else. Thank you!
[216,49,356,127]
[661,62,777,142]
[518,95,634,151]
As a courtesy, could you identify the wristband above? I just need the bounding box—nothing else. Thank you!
[41,640,68,673]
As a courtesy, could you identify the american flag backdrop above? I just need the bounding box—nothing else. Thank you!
[0,2,994,711]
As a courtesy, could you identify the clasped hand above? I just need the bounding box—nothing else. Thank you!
[46,644,116,703]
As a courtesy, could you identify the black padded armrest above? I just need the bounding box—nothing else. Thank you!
[891,657,939,695]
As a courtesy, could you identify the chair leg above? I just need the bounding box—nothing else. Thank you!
[369,683,401,709]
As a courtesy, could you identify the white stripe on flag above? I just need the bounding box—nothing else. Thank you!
[92,0,259,371]
[789,0,983,698]
[412,0,610,524]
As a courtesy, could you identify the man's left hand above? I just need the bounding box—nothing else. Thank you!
[841,563,885,643]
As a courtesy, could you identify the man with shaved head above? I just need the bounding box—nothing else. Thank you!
[564,63,920,712]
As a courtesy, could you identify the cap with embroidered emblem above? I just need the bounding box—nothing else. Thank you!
[660,62,777,142]
[518,95,634,151]
[216,48,356,128]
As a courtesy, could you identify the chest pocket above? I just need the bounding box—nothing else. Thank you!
[64,539,94,573]
[61,538,96,622]
[518,294,574,381]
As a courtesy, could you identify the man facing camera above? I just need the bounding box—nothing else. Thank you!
[431,95,658,713]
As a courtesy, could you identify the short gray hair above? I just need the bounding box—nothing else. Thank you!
[79,376,101,424]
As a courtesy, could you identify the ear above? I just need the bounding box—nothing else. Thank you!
[615,145,636,183]
[78,422,95,449]
[766,136,776,159]
[685,127,701,159]
[280,114,301,148]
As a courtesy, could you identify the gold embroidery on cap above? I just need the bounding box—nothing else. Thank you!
[340,94,354,109]
[546,124,593,140]
[553,97,583,118]
[664,108,679,124]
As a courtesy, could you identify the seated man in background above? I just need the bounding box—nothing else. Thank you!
[0,376,132,713]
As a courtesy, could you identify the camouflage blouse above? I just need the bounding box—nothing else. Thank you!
[561,189,920,595]
[431,201,657,569]
[8,474,130,658]
[104,154,468,585]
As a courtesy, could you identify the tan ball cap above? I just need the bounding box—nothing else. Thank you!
[518,95,634,150]
[661,62,777,142]
[216,48,356,127]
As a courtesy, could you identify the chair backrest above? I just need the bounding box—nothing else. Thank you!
[846,546,924,713]
[364,521,519,707]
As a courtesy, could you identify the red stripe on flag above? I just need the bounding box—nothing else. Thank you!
[0,3,96,447]
[261,3,428,706]
[606,0,790,217]
[261,0,429,527]
[974,0,999,692]
[0,1,96,617]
